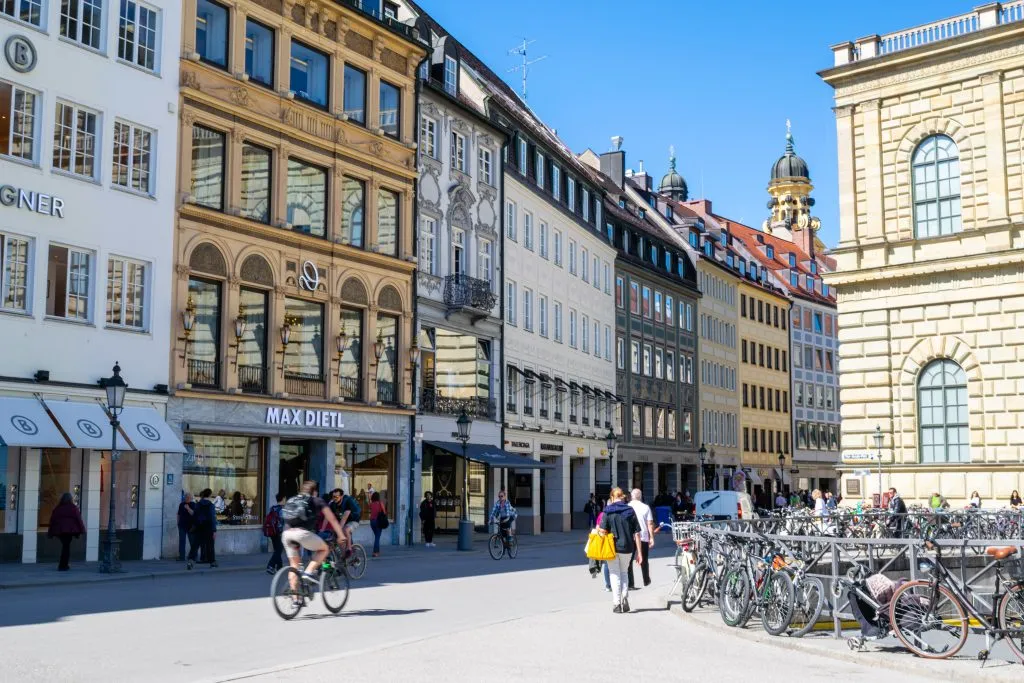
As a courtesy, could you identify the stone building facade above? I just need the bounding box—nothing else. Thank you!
[822,3,1024,505]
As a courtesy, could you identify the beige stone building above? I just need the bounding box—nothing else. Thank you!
[821,3,1024,506]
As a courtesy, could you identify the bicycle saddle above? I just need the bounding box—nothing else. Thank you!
[985,546,1018,560]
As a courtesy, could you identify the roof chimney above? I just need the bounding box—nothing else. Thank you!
[611,136,623,151]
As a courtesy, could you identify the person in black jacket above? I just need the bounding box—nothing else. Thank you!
[598,487,643,614]
[187,488,218,569]
[176,493,195,560]
[420,491,436,547]
[887,487,908,538]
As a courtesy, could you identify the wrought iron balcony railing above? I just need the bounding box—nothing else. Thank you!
[420,389,496,420]
[238,364,267,394]
[284,372,326,398]
[188,358,218,388]
[444,274,497,313]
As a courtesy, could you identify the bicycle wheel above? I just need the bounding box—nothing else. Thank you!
[789,576,825,637]
[718,568,750,627]
[997,583,1024,663]
[488,534,504,560]
[761,571,796,636]
[271,567,304,621]
[889,580,968,659]
[682,564,710,612]
[320,567,350,614]
[507,534,518,559]
[346,544,367,580]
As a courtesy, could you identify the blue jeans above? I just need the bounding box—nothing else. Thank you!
[370,519,382,554]
[178,527,190,560]
[603,560,610,589]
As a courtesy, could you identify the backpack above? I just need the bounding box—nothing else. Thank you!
[262,506,282,537]
[194,499,215,529]
[344,495,362,522]
[281,494,314,529]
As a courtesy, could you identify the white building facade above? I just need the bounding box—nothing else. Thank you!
[0,1,183,564]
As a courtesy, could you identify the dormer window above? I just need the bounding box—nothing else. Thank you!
[649,244,657,263]
[726,253,734,268]
[639,208,646,220]
[665,206,673,220]
[806,275,815,291]
[518,137,528,175]
[739,258,747,276]
[618,199,626,209]
[689,232,698,248]
[822,283,830,297]
[664,252,672,271]
[718,232,727,246]
[703,240,713,257]
[810,261,818,274]
[443,55,457,95]
[790,271,798,286]
[383,1,399,20]
[648,195,656,209]
[788,253,796,268]
[766,245,774,259]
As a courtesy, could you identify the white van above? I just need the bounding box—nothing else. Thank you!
[693,490,757,521]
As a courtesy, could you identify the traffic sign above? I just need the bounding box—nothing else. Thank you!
[841,451,879,463]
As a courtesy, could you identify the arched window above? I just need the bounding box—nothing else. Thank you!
[912,135,961,239]
[918,359,968,463]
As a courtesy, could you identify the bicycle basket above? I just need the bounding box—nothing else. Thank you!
[1009,558,1024,582]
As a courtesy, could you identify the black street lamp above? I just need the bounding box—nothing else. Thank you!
[605,427,617,488]
[873,424,884,502]
[777,451,786,508]
[455,409,472,551]
[698,443,707,492]
[100,362,126,574]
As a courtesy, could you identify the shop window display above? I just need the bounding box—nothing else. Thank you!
[335,442,395,519]
[183,434,263,525]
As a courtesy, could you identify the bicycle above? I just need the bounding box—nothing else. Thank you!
[330,534,368,579]
[488,518,518,560]
[271,541,350,620]
[888,539,1024,662]
[772,538,826,638]
[718,533,795,636]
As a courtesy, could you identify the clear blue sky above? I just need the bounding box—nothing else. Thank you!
[422,0,971,249]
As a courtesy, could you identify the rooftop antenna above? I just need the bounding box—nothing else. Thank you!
[508,38,547,102]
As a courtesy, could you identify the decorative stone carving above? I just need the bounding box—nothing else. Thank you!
[181,70,200,90]
[371,141,384,155]
[346,31,373,58]
[378,285,402,312]
[181,111,197,127]
[188,243,227,276]
[341,277,369,305]
[229,87,250,107]
[231,127,246,142]
[381,48,407,74]
[175,263,191,281]
[418,273,442,294]
[373,36,385,61]
[240,254,274,285]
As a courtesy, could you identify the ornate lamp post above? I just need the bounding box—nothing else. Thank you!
[777,451,786,508]
[100,362,126,573]
[698,443,707,492]
[605,427,617,489]
[873,425,884,503]
[455,409,473,551]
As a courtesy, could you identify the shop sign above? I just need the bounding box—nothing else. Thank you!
[576,447,585,455]
[539,443,562,453]
[5,35,36,73]
[0,185,65,218]
[265,406,345,429]
[842,451,878,463]
[298,260,319,291]
[505,439,531,452]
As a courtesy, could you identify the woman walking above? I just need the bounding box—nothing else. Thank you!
[177,493,195,560]
[598,487,642,613]
[47,493,86,571]
[420,492,436,547]
[369,491,387,557]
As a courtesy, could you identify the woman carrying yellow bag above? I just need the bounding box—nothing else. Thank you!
[597,487,643,613]
[585,527,616,561]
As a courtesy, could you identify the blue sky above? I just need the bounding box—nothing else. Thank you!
[422,0,972,249]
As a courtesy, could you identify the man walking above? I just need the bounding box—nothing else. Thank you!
[627,488,655,589]
[584,493,599,528]
[264,492,285,574]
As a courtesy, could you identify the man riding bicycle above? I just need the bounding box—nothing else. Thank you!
[281,481,346,594]
[327,488,361,556]
[489,490,517,543]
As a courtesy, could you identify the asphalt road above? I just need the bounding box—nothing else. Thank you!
[1,542,936,682]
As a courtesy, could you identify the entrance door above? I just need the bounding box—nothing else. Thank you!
[279,441,309,499]
[37,449,84,563]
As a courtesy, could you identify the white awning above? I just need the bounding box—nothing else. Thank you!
[0,398,71,448]
[118,407,186,453]
[44,401,135,451]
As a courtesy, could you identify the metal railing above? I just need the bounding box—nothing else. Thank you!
[420,389,496,419]
[333,0,416,40]
[376,379,397,405]
[237,364,267,394]
[443,274,497,313]
[339,376,361,401]
[284,372,326,398]
[187,358,218,388]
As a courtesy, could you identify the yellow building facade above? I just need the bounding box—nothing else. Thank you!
[822,4,1024,506]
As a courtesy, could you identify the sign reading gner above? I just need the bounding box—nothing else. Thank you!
[1,185,65,218]
[266,407,344,429]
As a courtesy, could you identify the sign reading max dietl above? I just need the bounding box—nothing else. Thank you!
[266,407,344,429]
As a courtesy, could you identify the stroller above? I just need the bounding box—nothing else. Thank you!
[842,568,902,650]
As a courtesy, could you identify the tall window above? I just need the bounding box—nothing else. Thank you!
[581,314,589,353]
[188,278,221,386]
[53,102,97,179]
[338,308,363,400]
[918,359,969,463]
[535,151,545,188]
[106,257,147,329]
[553,230,562,266]
[0,81,37,162]
[287,159,327,237]
[61,0,103,49]
[47,245,91,321]
[111,120,153,194]
[343,65,367,124]
[241,143,272,223]
[567,177,576,209]
[505,200,516,241]
[379,80,400,138]
[523,288,533,332]
[195,0,229,67]
[2,0,42,26]
[290,41,328,107]
[539,296,548,337]
[505,281,516,325]
[283,297,324,379]
[237,287,268,391]
[478,239,493,284]
[244,19,274,87]
[450,132,466,172]
[569,309,577,348]
[539,222,548,258]
[552,165,561,200]
[375,314,399,404]
[517,137,528,174]
[523,211,533,250]
[443,55,457,95]
[191,125,225,210]
[420,217,437,275]
[420,117,436,158]
[377,188,398,257]
[913,135,961,238]
[118,0,158,72]
[1,232,30,313]
[553,302,562,342]
[340,177,365,247]
[479,148,493,185]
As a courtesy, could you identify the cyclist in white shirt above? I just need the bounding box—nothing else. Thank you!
[627,489,656,588]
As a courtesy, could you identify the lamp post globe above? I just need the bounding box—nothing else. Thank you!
[455,409,473,551]
[100,362,127,573]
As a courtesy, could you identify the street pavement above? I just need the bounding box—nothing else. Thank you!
[0,535,1007,682]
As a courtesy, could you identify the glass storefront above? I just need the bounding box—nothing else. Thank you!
[420,446,487,532]
[99,451,142,530]
[335,442,395,520]
[37,449,83,529]
[183,434,264,526]
[279,441,308,499]
[0,445,15,532]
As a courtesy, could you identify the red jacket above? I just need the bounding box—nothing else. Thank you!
[48,502,86,537]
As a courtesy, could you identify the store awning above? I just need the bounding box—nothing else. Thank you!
[44,400,136,450]
[538,373,552,386]
[581,385,594,395]
[554,378,568,392]
[118,407,187,453]
[0,398,71,448]
[569,381,581,393]
[425,441,555,469]
[604,390,617,401]
[522,369,538,383]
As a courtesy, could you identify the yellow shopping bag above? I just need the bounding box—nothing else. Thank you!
[584,530,616,561]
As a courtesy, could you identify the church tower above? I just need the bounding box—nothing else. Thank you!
[764,122,820,256]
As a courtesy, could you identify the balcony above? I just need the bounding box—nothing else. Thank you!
[285,373,326,398]
[539,408,548,419]
[376,379,398,405]
[444,274,497,316]
[339,376,362,402]
[188,359,218,388]
[334,0,417,41]
[554,411,563,421]
[421,389,496,420]
[238,365,267,394]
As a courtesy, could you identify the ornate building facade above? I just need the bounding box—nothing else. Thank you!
[167,0,425,555]
[823,3,1024,505]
